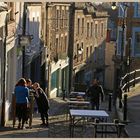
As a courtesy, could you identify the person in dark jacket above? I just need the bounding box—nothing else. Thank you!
[33,82,49,127]
[14,78,29,129]
[25,79,34,124]
[86,79,104,110]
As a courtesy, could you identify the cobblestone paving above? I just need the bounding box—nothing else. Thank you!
[48,97,128,138]
[0,96,128,138]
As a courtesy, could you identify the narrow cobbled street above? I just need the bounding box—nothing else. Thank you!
[48,96,128,138]
[0,96,128,138]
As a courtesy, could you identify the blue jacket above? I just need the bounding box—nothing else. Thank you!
[14,86,29,104]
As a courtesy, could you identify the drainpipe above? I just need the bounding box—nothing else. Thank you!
[1,12,8,127]
[22,2,27,77]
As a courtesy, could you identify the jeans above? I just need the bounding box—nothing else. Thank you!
[90,101,99,110]
[40,111,48,124]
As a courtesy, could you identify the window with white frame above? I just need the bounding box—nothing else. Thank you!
[101,23,104,37]
[77,43,79,56]
[65,6,69,27]
[56,9,59,28]
[87,22,89,37]
[60,36,63,51]
[91,22,93,37]
[82,18,84,33]
[134,2,140,17]
[132,27,140,56]
[86,47,88,59]
[81,42,83,50]
[77,18,80,35]
[81,42,83,60]
[56,37,59,53]
[62,9,65,28]
[95,24,98,38]
[77,43,79,62]
[60,8,63,28]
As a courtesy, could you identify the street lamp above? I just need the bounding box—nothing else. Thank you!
[112,2,128,107]
[112,2,128,78]
[111,2,128,69]
[111,2,117,10]
[74,47,84,58]
[78,47,83,55]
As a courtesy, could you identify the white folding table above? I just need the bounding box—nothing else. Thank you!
[70,91,86,96]
[67,100,90,109]
[69,109,109,137]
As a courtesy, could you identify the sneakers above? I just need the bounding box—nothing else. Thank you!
[46,122,49,127]
[40,122,49,127]
[21,126,26,130]
[40,123,46,126]
[17,123,26,130]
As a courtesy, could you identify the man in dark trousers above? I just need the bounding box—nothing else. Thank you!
[86,79,104,110]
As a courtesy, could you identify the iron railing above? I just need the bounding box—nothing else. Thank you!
[118,69,140,122]
[120,69,140,92]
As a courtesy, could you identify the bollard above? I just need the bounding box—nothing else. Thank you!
[118,88,122,108]
[123,94,127,121]
[133,71,136,87]
[108,93,112,111]
[62,90,66,100]
[123,94,127,122]
[119,99,122,108]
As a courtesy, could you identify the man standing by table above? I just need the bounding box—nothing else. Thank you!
[86,79,104,110]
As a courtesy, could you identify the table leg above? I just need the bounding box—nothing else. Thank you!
[70,115,74,137]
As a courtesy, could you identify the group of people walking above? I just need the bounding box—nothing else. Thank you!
[14,77,104,129]
[14,78,49,129]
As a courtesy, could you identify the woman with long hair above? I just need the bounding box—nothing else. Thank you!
[33,82,49,127]
[14,78,29,129]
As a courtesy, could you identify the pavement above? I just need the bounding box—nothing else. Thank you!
[1,86,140,138]
[116,84,140,138]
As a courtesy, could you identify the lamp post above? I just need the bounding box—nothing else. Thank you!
[112,2,128,106]
[112,2,128,77]
[120,3,128,78]
[126,38,131,92]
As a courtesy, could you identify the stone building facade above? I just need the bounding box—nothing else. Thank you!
[72,3,108,87]
[0,2,17,125]
[46,3,71,98]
